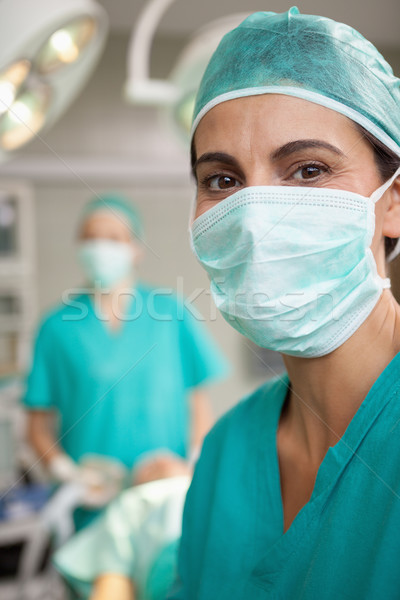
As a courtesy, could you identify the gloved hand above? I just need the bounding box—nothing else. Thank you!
[47,454,115,509]
[47,454,81,484]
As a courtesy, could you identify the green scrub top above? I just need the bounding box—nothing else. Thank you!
[169,351,400,599]
[23,284,228,467]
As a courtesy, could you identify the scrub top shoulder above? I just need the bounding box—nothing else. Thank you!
[23,283,228,467]
[169,353,400,600]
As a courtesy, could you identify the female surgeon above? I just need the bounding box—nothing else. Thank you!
[168,7,400,600]
[23,194,227,528]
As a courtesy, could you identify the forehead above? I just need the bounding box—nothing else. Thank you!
[194,94,363,155]
[80,210,132,237]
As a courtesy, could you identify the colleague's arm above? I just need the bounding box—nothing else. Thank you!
[26,410,80,482]
[26,410,62,464]
[91,574,135,600]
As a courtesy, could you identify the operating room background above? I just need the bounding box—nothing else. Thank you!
[1,0,400,420]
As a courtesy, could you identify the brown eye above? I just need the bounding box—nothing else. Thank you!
[301,166,321,179]
[291,164,327,181]
[208,175,239,190]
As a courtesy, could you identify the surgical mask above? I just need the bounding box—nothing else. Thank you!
[77,240,134,289]
[191,167,400,358]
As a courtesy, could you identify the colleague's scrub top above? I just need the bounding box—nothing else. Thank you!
[169,352,400,599]
[23,284,228,467]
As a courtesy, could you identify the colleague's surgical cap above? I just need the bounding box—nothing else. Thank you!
[80,194,144,240]
[191,7,400,157]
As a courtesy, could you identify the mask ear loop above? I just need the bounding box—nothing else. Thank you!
[369,166,400,262]
[368,165,400,285]
[370,165,400,204]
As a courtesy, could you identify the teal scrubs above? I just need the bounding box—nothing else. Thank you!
[169,352,400,599]
[23,284,227,467]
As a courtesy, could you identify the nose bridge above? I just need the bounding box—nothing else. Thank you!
[241,120,275,187]
[245,158,275,187]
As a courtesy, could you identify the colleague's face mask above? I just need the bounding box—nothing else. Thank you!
[190,167,400,358]
[77,239,134,289]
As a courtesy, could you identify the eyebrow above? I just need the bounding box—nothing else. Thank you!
[192,152,240,177]
[270,139,346,161]
[192,140,346,177]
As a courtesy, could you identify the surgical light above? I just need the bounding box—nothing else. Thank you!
[36,16,97,74]
[0,60,31,116]
[0,87,51,151]
[0,0,108,163]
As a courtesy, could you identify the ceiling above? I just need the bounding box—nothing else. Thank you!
[98,0,400,48]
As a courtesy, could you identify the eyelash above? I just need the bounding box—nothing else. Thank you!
[289,161,330,182]
[198,171,242,191]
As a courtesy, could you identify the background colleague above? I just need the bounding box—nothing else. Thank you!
[23,194,228,528]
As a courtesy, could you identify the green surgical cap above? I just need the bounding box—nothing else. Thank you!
[192,7,400,156]
[81,194,144,240]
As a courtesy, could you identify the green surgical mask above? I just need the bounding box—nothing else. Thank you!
[78,240,134,289]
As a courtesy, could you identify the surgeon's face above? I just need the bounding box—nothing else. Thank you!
[192,94,400,273]
[79,211,134,244]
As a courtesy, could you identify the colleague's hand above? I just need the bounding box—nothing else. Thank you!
[132,453,192,486]
[47,454,116,508]
[47,453,81,483]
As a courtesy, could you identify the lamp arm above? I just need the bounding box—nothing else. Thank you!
[125,0,179,105]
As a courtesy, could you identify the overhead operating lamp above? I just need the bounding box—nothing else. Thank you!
[124,0,247,143]
[0,0,108,162]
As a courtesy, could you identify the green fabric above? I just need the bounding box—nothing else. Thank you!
[23,284,228,467]
[169,352,400,599]
[53,477,189,600]
[145,540,180,600]
[80,194,144,240]
[192,7,400,156]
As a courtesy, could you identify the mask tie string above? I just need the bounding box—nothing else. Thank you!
[370,165,400,204]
